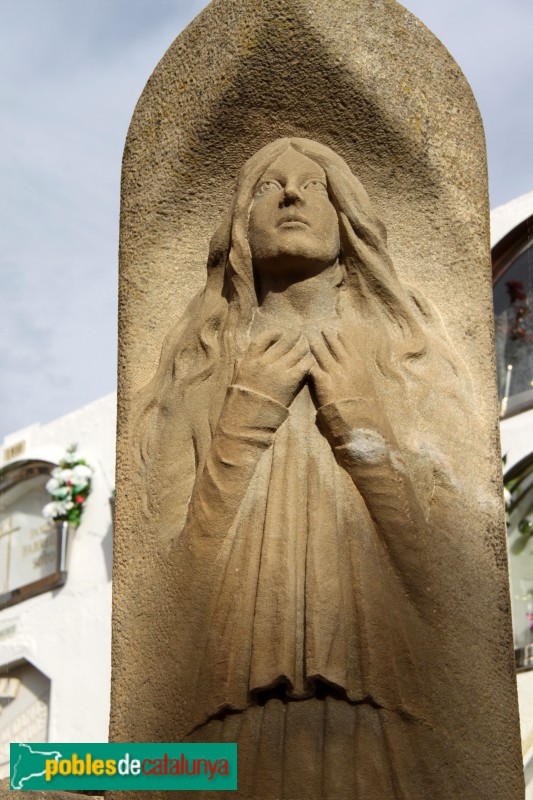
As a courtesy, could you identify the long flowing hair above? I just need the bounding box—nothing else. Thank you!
[134,138,471,525]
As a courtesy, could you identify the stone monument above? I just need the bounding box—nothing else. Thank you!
[111,1,525,797]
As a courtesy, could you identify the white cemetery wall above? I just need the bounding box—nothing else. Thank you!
[0,393,116,775]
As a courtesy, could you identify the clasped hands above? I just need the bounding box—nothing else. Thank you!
[234,328,375,409]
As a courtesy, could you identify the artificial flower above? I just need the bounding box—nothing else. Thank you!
[42,444,93,527]
[504,487,512,509]
[46,477,60,493]
[43,500,68,519]
[73,464,93,480]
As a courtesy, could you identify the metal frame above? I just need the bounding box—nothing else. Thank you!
[0,460,68,609]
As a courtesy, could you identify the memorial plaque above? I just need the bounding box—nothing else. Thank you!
[0,462,67,607]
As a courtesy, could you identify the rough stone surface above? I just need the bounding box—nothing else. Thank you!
[111,0,525,798]
[1,794,102,800]
[0,779,103,799]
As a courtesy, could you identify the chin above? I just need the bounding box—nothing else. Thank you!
[261,252,337,282]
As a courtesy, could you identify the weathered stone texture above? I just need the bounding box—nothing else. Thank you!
[111,1,524,798]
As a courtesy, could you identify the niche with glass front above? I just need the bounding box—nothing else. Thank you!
[505,453,533,669]
[0,460,68,608]
[493,214,533,417]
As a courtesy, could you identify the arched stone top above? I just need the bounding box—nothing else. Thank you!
[119,0,489,403]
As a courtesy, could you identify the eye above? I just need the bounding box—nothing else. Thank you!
[255,180,282,197]
[302,179,328,194]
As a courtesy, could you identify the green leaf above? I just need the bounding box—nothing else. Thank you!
[511,535,530,555]
[505,477,520,492]
[518,518,533,536]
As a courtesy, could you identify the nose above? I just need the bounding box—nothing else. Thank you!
[281,181,303,205]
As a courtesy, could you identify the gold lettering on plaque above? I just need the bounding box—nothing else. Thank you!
[3,441,26,462]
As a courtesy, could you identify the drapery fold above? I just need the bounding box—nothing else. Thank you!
[172,383,432,737]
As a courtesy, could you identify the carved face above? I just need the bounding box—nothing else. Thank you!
[248,148,340,280]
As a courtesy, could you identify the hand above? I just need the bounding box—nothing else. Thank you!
[234,330,314,408]
[308,328,376,407]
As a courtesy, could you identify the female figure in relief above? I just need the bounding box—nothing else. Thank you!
[136,138,474,799]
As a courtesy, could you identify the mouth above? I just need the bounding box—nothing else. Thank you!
[277,215,309,229]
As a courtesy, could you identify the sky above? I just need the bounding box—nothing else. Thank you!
[1,0,532,442]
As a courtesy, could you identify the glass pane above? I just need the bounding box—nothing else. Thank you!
[507,469,533,652]
[0,475,59,596]
[494,242,533,403]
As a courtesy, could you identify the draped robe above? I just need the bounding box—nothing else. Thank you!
[165,365,457,797]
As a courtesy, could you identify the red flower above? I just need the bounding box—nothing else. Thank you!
[76,495,84,504]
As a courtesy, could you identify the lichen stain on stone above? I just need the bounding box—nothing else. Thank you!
[344,428,389,464]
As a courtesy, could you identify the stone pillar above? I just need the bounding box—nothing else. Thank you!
[112,1,524,797]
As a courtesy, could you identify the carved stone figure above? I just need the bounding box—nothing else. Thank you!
[111,1,525,796]
[134,138,487,797]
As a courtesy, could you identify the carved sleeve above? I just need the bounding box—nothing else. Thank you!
[316,397,430,597]
[185,384,289,537]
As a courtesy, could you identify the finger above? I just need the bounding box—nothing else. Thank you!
[288,353,315,379]
[308,362,321,380]
[336,327,351,351]
[322,330,345,362]
[308,335,335,371]
[308,361,328,389]
[249,330,285,355]
[298,352,316,373]
[279,335,311,368]
[267,331,307,361]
